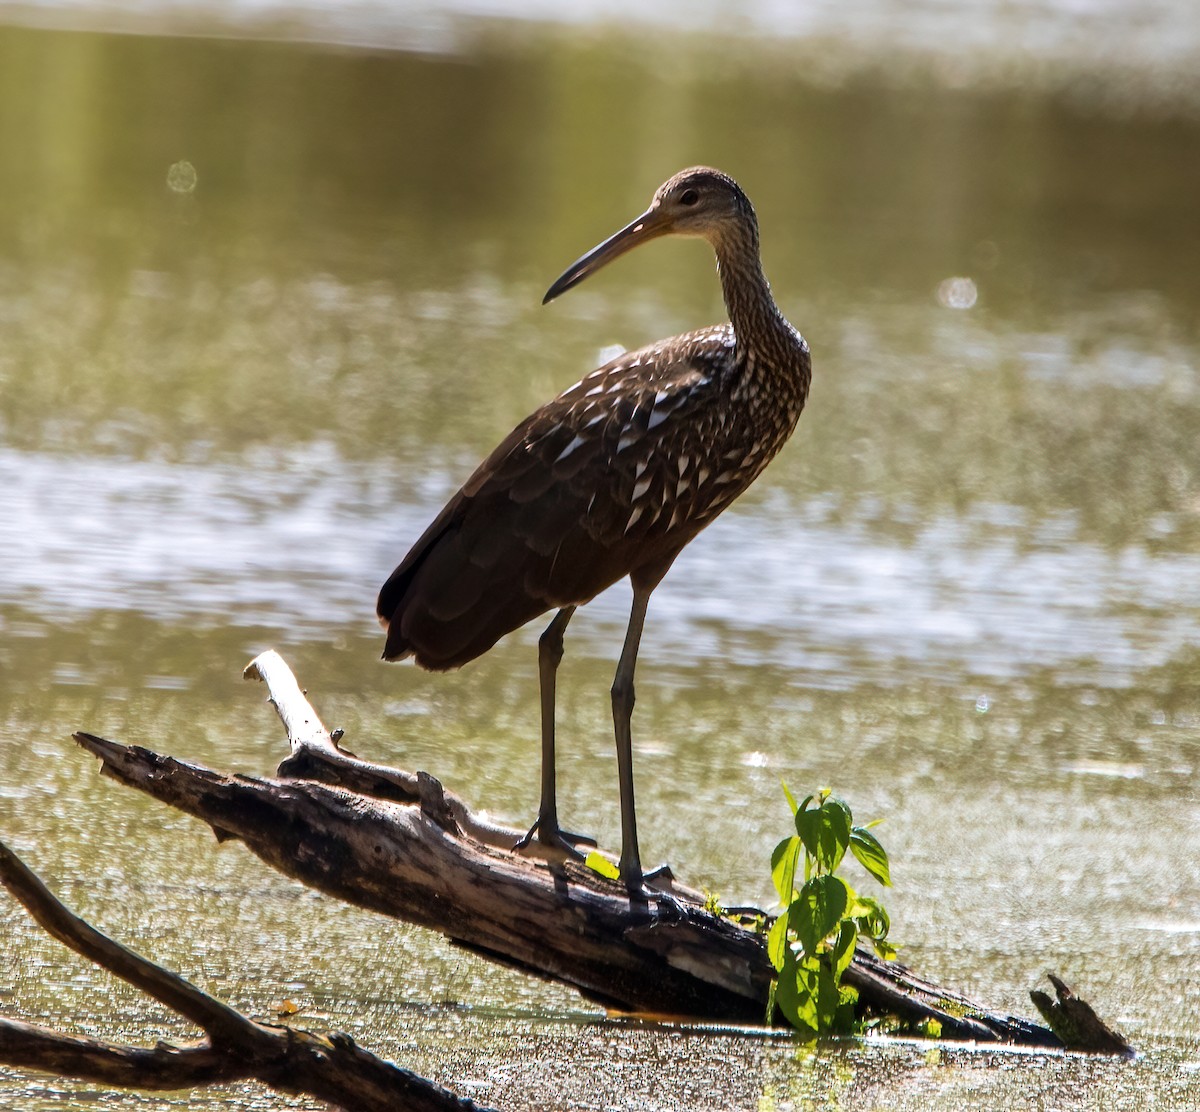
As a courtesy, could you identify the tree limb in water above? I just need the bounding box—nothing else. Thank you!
[62,650,1129,1053]
[0,839,495,1111]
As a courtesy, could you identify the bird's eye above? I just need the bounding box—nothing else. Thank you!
[679,188,700,206]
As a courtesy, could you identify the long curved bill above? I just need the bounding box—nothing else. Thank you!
[543,207,672,305]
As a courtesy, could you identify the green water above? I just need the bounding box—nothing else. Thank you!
[1,10,1199,1110]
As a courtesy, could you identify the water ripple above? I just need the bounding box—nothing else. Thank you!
[2,446,1197,686]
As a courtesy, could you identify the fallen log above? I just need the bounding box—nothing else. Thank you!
[0,840,495,1112]
[63,650,1128,1054]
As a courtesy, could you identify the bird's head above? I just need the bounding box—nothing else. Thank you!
[543,166,754,305]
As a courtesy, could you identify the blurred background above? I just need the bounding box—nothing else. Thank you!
[1,1,1198,1108]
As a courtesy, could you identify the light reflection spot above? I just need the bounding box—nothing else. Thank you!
[166,160,198,194]
[937,276,978,309]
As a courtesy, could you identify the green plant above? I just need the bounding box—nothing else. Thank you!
[767,786,895,1038]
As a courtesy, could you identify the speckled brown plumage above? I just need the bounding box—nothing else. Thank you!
[377,167,811,891]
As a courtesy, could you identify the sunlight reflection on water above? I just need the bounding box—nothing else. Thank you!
[3,445,1197,687]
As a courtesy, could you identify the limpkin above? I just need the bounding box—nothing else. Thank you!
[377,167,811,892]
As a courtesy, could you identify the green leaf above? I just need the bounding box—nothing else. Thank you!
[796,797,851,874]
[766,912,791,972]
[771,836,802,904]
[872,938,899,962]
[825,795,852,831]
[853,894,891,941]
[791,875,849,957]
[832,920,857,980]
[584,851,620,881]
[781,781,800,816]
[814,960,842,1031]
[850,826,892,886]
[773,951,818,1038]
[834,984,860,1034]
[789,954,842,1033]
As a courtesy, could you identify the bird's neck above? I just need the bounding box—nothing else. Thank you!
[713,228,793,361]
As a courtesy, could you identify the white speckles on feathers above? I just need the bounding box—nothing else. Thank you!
[460,319,808,566]
[555,435,587,463]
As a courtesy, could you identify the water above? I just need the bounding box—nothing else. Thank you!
[1,5,1199,1109]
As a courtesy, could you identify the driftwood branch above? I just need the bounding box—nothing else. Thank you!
[248,650,530,852]
[60,649,1131,1056]
[0,839,495,1110]
[1031,972,1133,1056]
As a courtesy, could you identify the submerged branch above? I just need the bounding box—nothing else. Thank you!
[0,839,495,1110]
[0,840,274,1054]
[0,1017,238,1090]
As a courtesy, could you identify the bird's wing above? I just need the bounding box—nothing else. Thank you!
[378,327,735,667]
[470,326,733,536]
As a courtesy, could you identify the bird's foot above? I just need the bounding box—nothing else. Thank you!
[620,862,678,904]
[514,817,597,861]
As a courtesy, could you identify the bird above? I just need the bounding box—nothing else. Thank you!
[377,166,812,893]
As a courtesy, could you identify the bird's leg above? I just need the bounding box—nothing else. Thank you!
[515,606,594,857]
[611,586,671,895]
